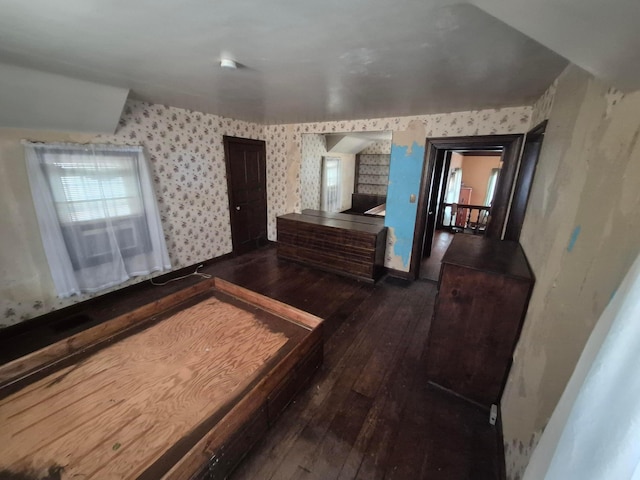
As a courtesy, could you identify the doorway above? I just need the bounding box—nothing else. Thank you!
[411,134,524,280]
[223,136,268,255]
[420,150,503,281]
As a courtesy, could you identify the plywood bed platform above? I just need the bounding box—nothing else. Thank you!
[0,278,324,480]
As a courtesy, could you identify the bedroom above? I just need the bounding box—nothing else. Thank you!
[1,1,640,479]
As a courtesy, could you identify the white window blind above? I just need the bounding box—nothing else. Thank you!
[24,142,171,298]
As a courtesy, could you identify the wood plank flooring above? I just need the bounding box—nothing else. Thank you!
[0,245,501,480]
[420,230,455,281]
[201,246,501,480]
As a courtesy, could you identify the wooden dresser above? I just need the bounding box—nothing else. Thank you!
[277,209,387,282]
[425,234,534,407]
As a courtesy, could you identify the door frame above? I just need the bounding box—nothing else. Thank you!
[410,134,524,279]
[223,135,268,255]
[504,121,547,241]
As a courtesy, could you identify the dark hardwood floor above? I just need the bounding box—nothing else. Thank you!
[420,230,455,282]
[1,245,501,479]
[203,246,501,480]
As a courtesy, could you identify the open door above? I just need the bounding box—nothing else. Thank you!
[410,134,524,280]
[504,121,547,241]
[421,150,449,259]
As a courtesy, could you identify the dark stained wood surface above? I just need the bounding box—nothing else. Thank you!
[0,246,504,479]
[420,230,454,281]
[277,212,387,282]
[279,212,385,234]
[349,193,387,214]
[300,209,385,226]
[426,236,534,407]
[504,120,547,242]
[224,136,268,254]
[441,234,533,280]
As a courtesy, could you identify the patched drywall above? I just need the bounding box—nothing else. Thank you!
[385,121,427,271]
[501,65,640,479]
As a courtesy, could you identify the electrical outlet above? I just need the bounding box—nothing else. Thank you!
[489,404,498,425]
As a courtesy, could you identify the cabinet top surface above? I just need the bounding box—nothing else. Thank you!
[278,210,386,234]
[442,234,533,280]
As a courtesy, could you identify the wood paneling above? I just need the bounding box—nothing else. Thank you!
[277,210,387,282]
[425,235,534,407]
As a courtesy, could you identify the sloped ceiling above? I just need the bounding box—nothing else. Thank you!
[470,0,640,92]
[0,0,635,125]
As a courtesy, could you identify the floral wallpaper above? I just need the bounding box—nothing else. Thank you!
[357,154,390,195]
[1,99,263,327]
[361,139,392,154]
[530,79,557,128]
[265,106,532,242]
[3,101,533,327]
[300,134,325,210]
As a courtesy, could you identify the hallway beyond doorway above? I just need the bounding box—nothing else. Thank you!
[420,230,455,282]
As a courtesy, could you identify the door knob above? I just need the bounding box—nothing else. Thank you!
[236,206,241,211]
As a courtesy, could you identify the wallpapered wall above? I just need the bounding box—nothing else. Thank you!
[502,67,638,480]
[2,101,532,326]
[360,139,392,154]
[0,100,262,327]
[265,107,533,270]
[357,154,390,196]
[300,134,325,210]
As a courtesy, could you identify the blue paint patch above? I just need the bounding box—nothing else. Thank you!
[384,141,425,268]
[567,225,581,252]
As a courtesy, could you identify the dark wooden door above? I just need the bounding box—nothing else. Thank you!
[223,136,267,255]
[504,121,547,241]
[422,150,447,259]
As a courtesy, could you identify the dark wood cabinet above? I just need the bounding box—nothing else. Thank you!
[277,209,387,282]
[425,235,534,407]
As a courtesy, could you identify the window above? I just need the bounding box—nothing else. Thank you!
[484,168,501,206]
[321,157,341,212]
[25,143,171,298]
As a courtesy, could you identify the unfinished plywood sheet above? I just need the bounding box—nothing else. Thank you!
[0,288,308,479]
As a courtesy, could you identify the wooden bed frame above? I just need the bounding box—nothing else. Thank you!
[0,278,324,480]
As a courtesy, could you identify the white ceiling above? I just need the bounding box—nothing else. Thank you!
[0,0,633,124]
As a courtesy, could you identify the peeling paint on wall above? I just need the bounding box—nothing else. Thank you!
[502,65,640,479]
[567,225,581,252]
[384,121,426,271]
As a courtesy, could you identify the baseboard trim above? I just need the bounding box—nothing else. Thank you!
[385,267,414,281]
[496,403,507,480]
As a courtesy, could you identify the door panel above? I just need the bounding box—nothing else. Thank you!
[224,136,267,254]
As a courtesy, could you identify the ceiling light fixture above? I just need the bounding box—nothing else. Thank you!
[220,58,237,69]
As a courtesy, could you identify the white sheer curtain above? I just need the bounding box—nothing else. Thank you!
[321,157,341,212]
[24,142,171,298]
[484,168,500,206]
[443,168,462,226]
[524,252,640,479]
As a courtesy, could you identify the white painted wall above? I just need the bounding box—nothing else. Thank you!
[0,63,128,134]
